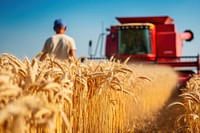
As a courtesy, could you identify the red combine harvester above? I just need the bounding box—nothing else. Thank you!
[87,16,199,84]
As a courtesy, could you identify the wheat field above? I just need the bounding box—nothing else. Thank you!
[0,53,199,133]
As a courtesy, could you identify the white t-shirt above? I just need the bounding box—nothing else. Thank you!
[42,34,76,60]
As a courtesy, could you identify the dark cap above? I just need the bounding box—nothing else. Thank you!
[54,19,66,27]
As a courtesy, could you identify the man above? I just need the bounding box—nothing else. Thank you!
[40,19,76,61]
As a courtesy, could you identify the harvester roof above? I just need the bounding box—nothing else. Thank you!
[116,16,173,24]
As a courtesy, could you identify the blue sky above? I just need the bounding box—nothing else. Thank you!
[0,0,200,59]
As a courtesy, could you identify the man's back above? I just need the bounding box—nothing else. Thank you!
[40,19,77,61]
[43,34,76,60]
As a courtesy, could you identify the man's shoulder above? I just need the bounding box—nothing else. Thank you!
[62,34,74,40]
[51,34,71,39]
[46,34,75,43]
[45,36,53,43]
[60,34,75,42]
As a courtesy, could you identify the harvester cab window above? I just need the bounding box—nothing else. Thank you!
[118,26,152,55]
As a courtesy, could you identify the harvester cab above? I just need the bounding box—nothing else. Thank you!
[88,16,199,84]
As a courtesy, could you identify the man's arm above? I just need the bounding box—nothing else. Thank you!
[39,52,47,61]
[40,40,49,61]
[70,49,76,60]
